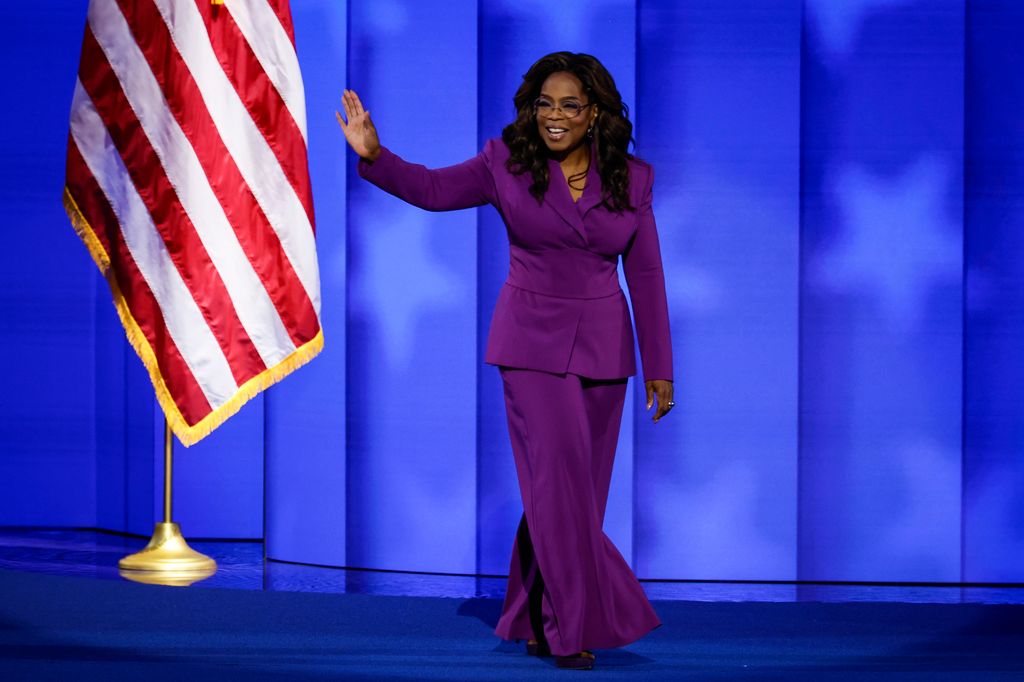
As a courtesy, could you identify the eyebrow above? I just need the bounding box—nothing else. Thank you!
[538,93,584,102]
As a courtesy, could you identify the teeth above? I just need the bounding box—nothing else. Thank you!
[547,127,568,133]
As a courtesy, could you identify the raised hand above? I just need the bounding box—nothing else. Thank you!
[336,89,381,162]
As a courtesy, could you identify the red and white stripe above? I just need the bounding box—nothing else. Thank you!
[65,0,321,444]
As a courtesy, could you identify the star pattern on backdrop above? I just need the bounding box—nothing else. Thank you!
[653,460,791,578]
[812,157,961,332]
[651,195,725,316]
[353,207,462,367]
[805,0,912,53]
[882,438,961,571]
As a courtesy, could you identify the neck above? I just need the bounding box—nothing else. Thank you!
[552,141,590,170]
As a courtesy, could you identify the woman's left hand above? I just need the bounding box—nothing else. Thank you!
[336,89,381,162]
[645,380,675,423]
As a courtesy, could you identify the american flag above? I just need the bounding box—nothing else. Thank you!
[64,0,321,446]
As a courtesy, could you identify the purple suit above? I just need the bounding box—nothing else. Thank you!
[358,138,670,656]
[358,138,672,382]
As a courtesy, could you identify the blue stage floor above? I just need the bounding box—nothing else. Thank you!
[1,527,1022,604]
[2,529,1024,679]
[2,560,1024,680]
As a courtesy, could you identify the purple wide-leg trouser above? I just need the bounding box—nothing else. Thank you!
[493,367,661,655]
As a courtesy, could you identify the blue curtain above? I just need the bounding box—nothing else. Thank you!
[0,0,1021,583]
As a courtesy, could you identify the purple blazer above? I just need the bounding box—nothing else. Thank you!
[358,138,672,382]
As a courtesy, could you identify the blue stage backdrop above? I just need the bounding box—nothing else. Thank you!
[0,0,1021,583]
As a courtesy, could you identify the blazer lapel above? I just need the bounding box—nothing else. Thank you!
[545,156,587,242]
[576,153,605,218]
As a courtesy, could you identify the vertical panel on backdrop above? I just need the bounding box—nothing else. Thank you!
[265,1,349,567]
[346,0,479,573]
[636,0,802,580]
[799,0,964,581]
[94,275,126,531]
[174,403,264,538]
[0,4,98,526]
[476,0,637,576]
[963,0,1024,583]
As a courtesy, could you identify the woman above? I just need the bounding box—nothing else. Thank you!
[337,52,674,670]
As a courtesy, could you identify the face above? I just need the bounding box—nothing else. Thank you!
[534,71,598,155]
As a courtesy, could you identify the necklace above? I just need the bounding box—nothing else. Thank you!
[566,157,590,191]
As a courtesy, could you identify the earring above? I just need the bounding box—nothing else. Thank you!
[586,124,594,138]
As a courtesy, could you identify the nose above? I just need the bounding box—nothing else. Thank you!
[547,107,567,121]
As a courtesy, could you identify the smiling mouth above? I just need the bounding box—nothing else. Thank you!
[545,127,569,141]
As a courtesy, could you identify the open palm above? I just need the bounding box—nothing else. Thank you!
[336,89,381,161]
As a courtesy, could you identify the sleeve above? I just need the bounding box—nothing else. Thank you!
[356,139,498,211]
[622,164,674,382]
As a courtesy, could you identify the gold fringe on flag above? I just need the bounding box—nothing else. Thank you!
[64,186,324,447]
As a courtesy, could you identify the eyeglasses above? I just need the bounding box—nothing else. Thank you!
[533,98,594,119]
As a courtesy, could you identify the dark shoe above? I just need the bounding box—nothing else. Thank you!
[555,650,595,670]
[526,639,551,657]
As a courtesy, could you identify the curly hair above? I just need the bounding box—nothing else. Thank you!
[502,52,636,213]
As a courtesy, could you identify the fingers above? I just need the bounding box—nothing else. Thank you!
[340,90,375,131]
[653,391,669,422]
[334,109,347,133]
[645,382,654,411]
[650,381,675,423]
[349,89,366,116]
[340,89,361,123]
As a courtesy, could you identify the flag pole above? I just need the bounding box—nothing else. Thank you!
[118,419,217,582]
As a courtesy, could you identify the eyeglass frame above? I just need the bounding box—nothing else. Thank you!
[532,97,596,120]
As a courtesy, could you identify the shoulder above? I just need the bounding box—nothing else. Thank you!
[627,156,653,183]
[481,137,511,166]
[627,156,655,201]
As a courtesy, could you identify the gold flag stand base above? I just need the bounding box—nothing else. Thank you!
[118,422,217,586]
[119,522,217,584]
